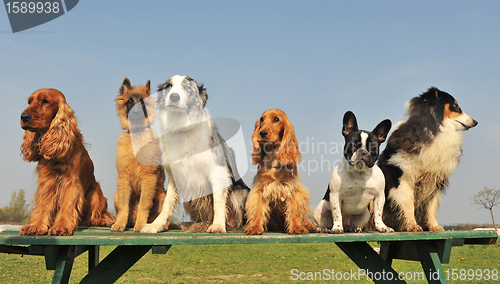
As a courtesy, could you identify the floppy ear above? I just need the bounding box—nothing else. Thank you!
[342,111,358,137]
[40,101,80,161]
[20,131,42,162]
[372,119,392,143]
[251,119,262,165]
[198,84,208,107]
[277,119,301,166]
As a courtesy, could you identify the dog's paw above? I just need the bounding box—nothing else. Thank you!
[304,221,317,232]
[317,227,330,233]
[428,225,444,232]
[110,223,126,233]
[89,213,115,227]
[48,226,74,236]
[377,226,394,233]
[133,223,146,232]
[244,225,264,235]
[141,224,164,234]
[329,227,344,234]
[288,225,309,235]
[20,224,48,236]
[353,227,363,233]
[206,223,226,234]
[406,224,423,232]
[99,213,116,227]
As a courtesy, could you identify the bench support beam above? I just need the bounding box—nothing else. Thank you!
[80,245,154,284]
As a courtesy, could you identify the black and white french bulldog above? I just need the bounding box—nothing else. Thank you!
[313,111,393,233]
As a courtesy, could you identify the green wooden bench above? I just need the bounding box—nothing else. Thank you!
[0,228,497,284]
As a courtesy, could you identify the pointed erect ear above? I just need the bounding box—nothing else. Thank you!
[342,111,358,137]
[145,80,151,94]
[372,119,392,143]
[120,78,132,95]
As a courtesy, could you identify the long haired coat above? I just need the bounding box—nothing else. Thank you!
[244,109,316,235]
[111,78,166,232]
[20,88,114,236]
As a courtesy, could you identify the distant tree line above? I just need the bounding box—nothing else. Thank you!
[443,223,496,231]
[0,189,30,224]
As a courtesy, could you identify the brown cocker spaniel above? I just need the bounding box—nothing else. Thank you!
[244,109,316,235]
[20,88,114,236]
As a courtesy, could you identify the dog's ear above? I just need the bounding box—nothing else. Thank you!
[342,111,358,137]
[251,118,262,165]
[116,78,130,130]
[40,99,79,161]
[120,78,132,96]
[277,118,301,166]
[372,119,392,144]
[198,84,208,107]
[145,80,151,94]
[21,130,42,162]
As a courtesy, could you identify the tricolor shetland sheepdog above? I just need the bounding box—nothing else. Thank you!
[378,87,477,232]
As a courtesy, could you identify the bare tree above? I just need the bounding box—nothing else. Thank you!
[471,187,500,230]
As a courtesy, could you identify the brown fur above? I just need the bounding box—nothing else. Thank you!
[110,78,166,232]
[20,89,114,236]
[244,109,316,235]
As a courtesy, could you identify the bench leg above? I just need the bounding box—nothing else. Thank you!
[88,245,99,272]
[336,241,406,284]
[80,245,153,284]
[416,242,449,284]
[51,246,77,284]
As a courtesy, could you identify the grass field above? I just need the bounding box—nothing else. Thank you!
[0,241,498,283]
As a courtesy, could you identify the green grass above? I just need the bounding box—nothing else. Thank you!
[0,242,498,283]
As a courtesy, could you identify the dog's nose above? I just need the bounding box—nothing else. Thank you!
[170,93,180,103]
[259,130,268,138]
[472,119,478,127]
[358,149,368,156]
[21,113,32,122]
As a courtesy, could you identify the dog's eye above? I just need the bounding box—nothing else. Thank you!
[273,117,280,123]
[260,117,264,123]
[42,99,50,105]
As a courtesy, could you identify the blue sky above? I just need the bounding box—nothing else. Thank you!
[1,1,499,226]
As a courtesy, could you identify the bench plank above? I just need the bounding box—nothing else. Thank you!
[0,228,497,284]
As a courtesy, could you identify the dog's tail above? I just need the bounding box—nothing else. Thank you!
[227,179,250,229]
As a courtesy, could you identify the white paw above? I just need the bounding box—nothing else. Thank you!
[140,224,164,233]
[206,223,226,234]
[330,225,344,234]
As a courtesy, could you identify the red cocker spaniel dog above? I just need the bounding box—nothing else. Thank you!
[244,109,316,235]
[20,88,115,236]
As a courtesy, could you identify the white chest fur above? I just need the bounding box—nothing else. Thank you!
[332,160,385,215]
